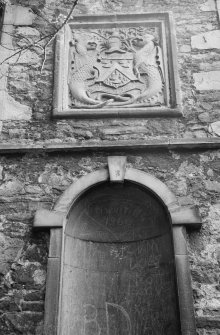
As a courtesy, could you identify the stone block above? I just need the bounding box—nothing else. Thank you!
[3,5,15,25]
[25,185,43,194]
[34,209,65,228]
[0,233,24,275]
[0,91,32,120]
[14,50,40,65]
[0,165,3,180]
[191,30,220,50]
[200,61,220,71]
[199,0,216,11]
[217,247,220,263]
[208,121,220,136]
[4,5,36,26]
[0,25,14,50]
[198,112,210,123]
[0,179,24,196]
[32,269,46,285]
[4,312,43,333]
[21,301,44,312]
[72,129,93,138]
[0,64,9,91]
[196,316,220,328]
[179,45,191,53]
[101,126,148,136]
[16,27,40,37]
[205,180,220,192]
[193,71,220,91]
[217,0,220,18]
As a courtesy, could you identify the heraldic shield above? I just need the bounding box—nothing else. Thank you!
[68,27,165,109]
[53,14,181,117]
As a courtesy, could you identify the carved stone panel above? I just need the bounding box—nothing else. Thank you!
[53,13,181,118]
[59,182,181,334]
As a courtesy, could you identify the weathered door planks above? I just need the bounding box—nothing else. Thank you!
[59,182,181,335]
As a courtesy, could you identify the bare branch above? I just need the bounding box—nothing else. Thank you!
[55,0,79,33]
[31,6,58,31]
[40,38,51,73]
[0,0,79,70]
[0,33,54,65]
[0,43,15,51]
[40,0,79,73]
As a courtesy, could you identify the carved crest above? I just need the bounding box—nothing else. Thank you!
[68,27,165,109]
[53,14,181,118]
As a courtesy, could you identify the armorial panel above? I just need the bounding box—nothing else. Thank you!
[53,13,181,118]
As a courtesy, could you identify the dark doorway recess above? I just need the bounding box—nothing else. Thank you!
[60,181,181,335]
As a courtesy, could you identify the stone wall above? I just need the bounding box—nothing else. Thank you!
[0,151,220,334]
[0,0,220,334]
[0,0,220,140]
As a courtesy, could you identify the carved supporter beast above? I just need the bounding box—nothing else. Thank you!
[68,28,165,109]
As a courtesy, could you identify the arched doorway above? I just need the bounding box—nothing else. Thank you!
[34,157,201,335]
[59,181,181,335]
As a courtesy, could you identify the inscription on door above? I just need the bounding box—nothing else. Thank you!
[59,182,181,335]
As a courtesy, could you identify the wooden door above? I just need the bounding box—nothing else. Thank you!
[59,181,181,335]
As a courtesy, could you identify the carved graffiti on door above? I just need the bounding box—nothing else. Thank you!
[59,182,181,335]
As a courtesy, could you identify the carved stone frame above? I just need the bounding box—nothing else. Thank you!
[53,13,182,119]
[34,157,201,335]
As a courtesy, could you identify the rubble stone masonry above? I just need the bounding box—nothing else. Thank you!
[0,0,220,334]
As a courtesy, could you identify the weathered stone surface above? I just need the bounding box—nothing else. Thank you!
[199,0,216,11]
[25,185,43,194]
[0,234,24,274]
[0,22,34,122]
[179,44,191,53]
[15,27,40,37]
[0,92,32,120]
[0,150,219,334]
[4,5,36,26]
[198,330,220,335]
[205,180,220,192]
[38,165,74,188]
[32,269,46,286]
[100,126,149,136]
[199,61,220,71]
[217,1,220,20]
[193,71,220,91]
[191,30,220,49]
[12,262,46,288]
[0,0,220,334]
[198,112,210,123]
[196,316,220,328]
[0,180,24,197]
[0,165,3,180]
[15,50,40,65]
[4,311,43,333]
[72,129,93,139]
[208,121,220,136]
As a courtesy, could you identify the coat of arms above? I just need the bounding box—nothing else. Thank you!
[53,14,181,118]
[68,27,165,109]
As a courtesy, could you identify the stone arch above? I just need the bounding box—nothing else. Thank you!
[54,167,178,213]
[34,157,201,335]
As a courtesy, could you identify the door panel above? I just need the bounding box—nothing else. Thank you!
[59,182,181,335]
